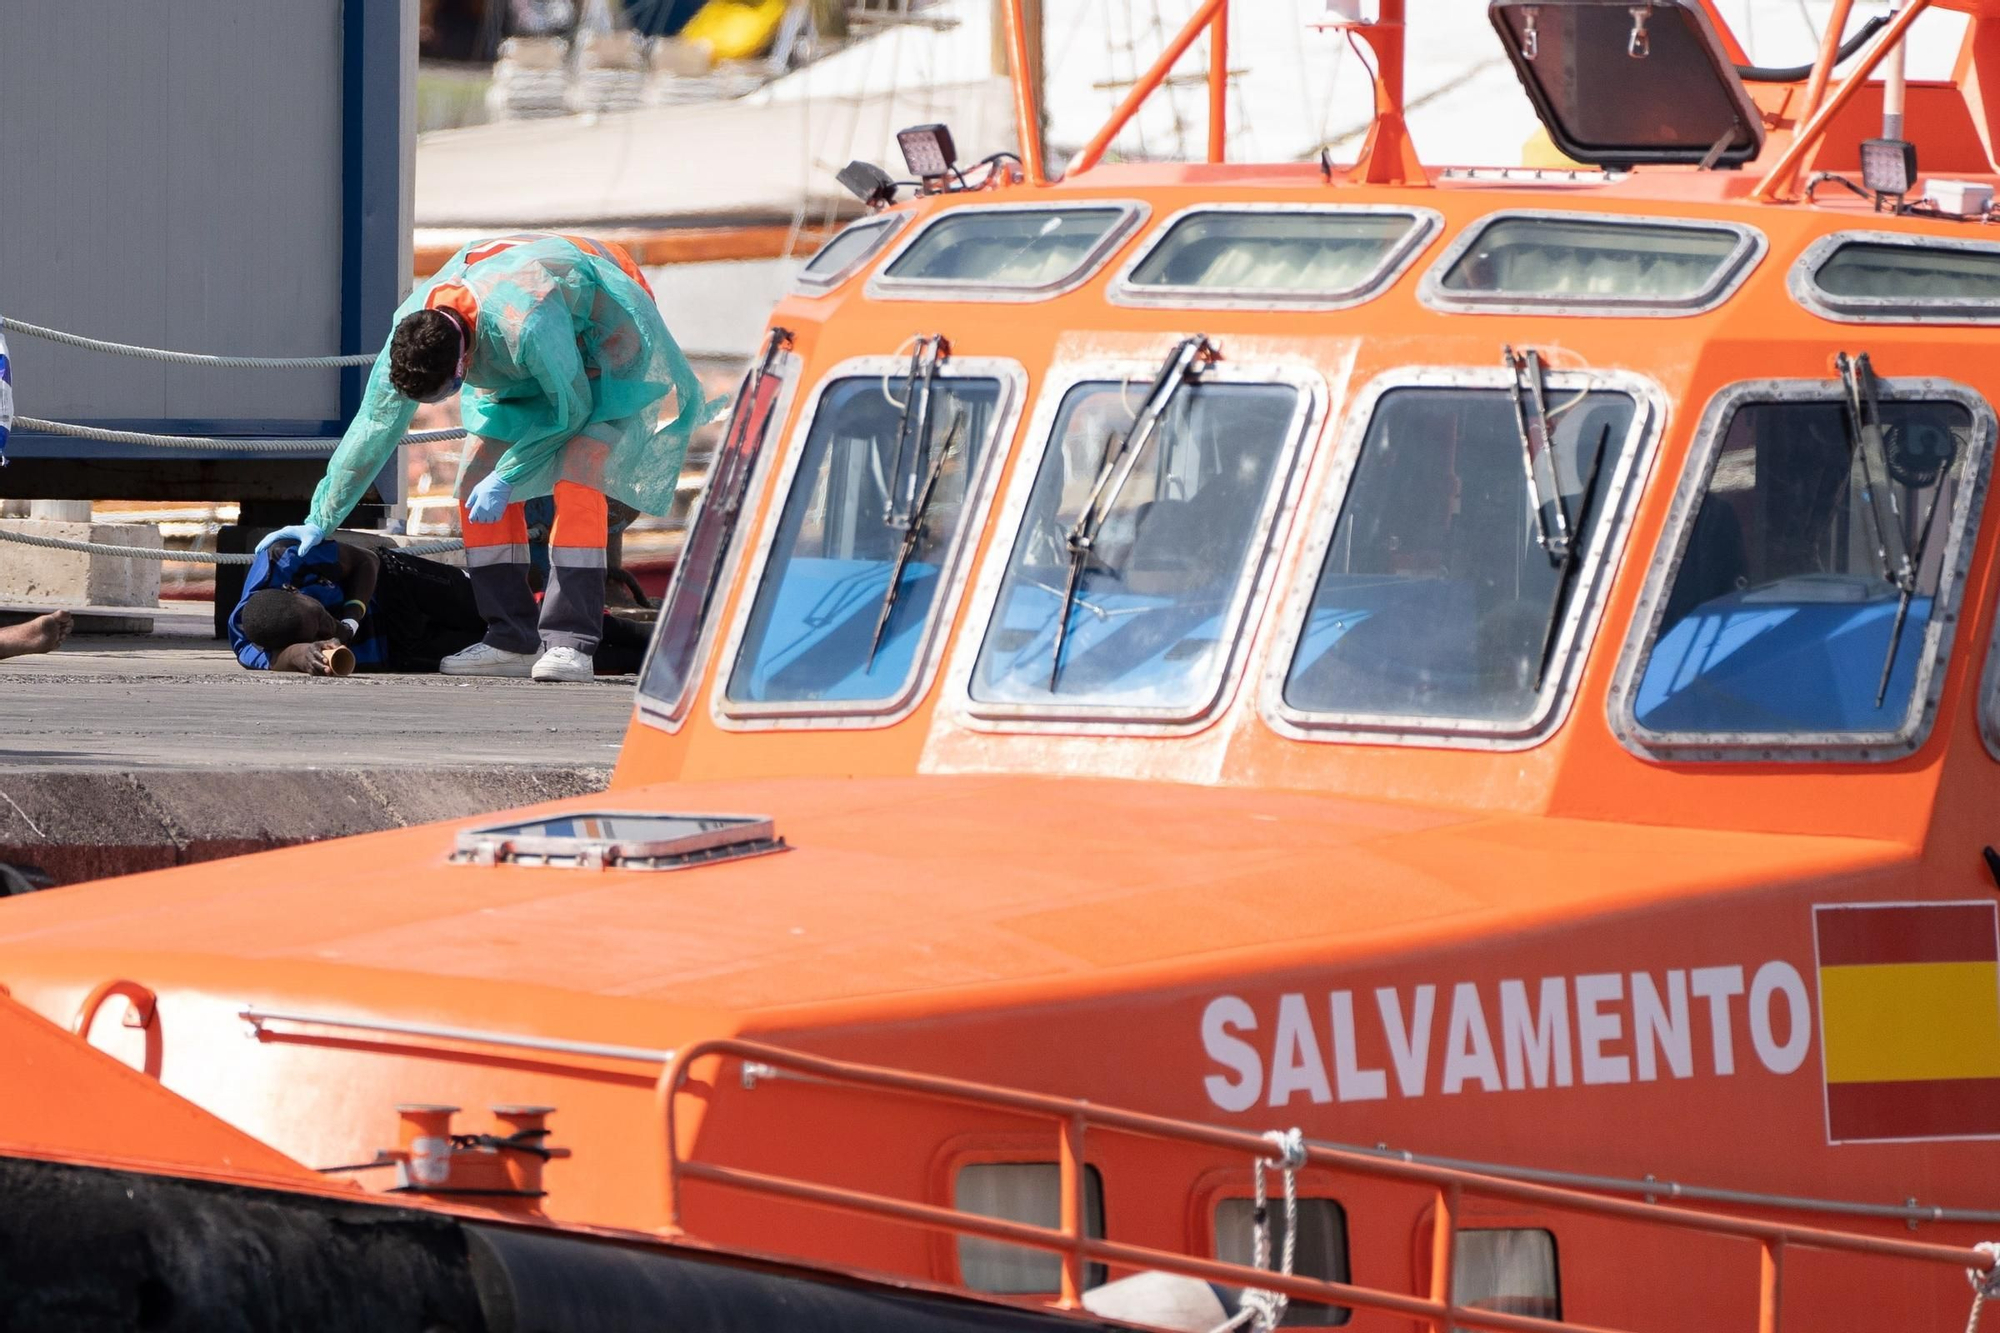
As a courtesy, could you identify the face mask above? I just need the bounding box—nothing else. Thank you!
[417,372,463,404]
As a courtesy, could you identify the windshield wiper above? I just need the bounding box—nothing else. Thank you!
[1504,346,1574,561]
[867,410,966,667]
[1838,352,1949,707]
[1507,347,1608,690]
[1531,422,1611,690]
[1049,335,1218,689]
[885,334,950,527]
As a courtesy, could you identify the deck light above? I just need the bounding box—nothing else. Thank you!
[897,122,958,186]
[836,159,899,211]
[1860,137,1918,204]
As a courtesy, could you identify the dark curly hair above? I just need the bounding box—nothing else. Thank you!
[240,589,333,652]
[388,309,463,400]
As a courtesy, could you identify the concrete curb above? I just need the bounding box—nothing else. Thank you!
[0,765,609,885]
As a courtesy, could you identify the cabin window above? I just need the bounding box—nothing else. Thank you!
[794,215,906,293]
[969,375,1307,722]
[1622,376,1990,756]
[1421,212,1763,315]
[1112,206,1440,309]
[1793,231,2000,323]
[1276,373,1650,743]
[953,1163,1106,1294]
[636,345,791,725]
[1454,1229,1560,1324]
[725,371,1007,715]
[872,204,1145,299]
[1214,1197,1351,1325]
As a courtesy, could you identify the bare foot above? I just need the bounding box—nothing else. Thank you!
[0,611,73,660]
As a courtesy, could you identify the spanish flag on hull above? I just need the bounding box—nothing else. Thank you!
[1814,902,2000,1144]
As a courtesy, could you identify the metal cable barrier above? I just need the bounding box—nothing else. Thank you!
[656,1038,2000,1333]
[0,321,475,560]
[1,315,378,369]
[0,526,466,567]
[14,416,466,455]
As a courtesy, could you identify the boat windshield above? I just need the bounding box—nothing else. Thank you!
[1632,393,1976,739]
[1282,384,1638,728]
[727,374,1003,710]
[638,342,788,717]
[971,378,1301,717]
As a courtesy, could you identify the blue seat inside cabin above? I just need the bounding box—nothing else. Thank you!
[732,557,936,702]
[982,582,1228,698]
[1635,575,1929,733]
[1284,575,1483,711]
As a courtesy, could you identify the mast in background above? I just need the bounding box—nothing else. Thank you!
[996,0,1046,183]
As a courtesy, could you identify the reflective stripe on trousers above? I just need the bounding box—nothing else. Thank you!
[458,480,607,654]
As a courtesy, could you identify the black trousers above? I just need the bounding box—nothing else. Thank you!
[370,550,648,674]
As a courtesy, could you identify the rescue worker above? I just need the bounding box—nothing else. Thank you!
[259,233,716,681]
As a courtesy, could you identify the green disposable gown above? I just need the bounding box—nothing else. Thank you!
[307,235,719,532]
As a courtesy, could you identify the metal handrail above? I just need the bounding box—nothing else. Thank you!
[73,978,161,1077]
[1329,1139,2000,1227]
[240,1005,673,1066]
[657,1038,1995,1333]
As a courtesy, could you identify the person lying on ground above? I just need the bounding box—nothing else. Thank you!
[0,611,73,660]
[230,537,647,676]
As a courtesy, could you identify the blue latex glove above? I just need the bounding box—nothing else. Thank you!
[466,473,514,525]
[256,522,326,555]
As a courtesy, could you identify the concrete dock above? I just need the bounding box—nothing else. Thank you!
[0,608,631,883]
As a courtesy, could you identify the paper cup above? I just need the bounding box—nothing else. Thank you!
[323,644,356,676]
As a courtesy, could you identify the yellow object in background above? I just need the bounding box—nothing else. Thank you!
[681,0,787,63]
[1521,126,1587,170]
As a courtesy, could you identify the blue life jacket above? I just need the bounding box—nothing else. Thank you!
[228,542,388,670]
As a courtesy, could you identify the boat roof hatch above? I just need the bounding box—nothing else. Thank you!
[1488,0,1765,170]
[451,812,786,871]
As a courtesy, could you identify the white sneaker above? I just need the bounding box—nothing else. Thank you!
[440,642,538,677]
[531,645,594,683]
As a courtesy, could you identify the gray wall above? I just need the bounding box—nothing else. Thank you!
[0,1,347,424]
